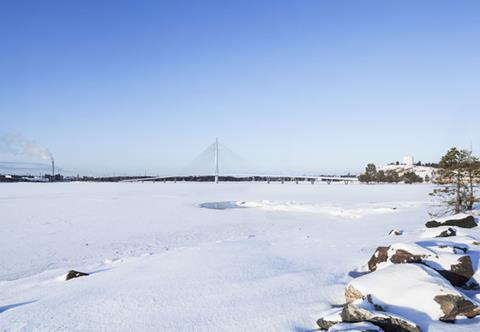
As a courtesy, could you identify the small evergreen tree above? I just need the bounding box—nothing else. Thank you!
[430,147,479,214]
[385,170,400,183]
[402,171,423,184]
[358,163,377,183]
[461,150,480,210]
[376,170,386,183]
[365,163,377,178]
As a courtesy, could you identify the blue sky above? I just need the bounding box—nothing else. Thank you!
[1,0,479,175]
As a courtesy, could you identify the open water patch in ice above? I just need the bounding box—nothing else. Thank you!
[199,201,254,209]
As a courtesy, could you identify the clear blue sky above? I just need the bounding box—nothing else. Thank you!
[1,0,479,175]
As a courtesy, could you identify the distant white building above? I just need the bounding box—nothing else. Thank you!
[380,156,436,182]
[403,155,414,166]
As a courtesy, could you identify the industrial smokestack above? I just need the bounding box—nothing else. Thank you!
[51,158,55,178]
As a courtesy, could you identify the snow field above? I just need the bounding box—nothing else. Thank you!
[2,182,475,331]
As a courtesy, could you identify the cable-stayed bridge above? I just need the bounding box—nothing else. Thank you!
[182,138,258,181]
[125,139,358,183]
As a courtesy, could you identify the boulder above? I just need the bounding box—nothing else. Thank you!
[366,243,474,287]
[390,249,426,265]
[435,227,457,238]
[65,270,89,280]
[434,255,474,287]
[434,294,480,322]
[425,214,477,229]
[317,307,343,330]
[346,264,480,323]
[367,244,433,272]
[420,227,459,239]
[367,247,390,271]
[317,301,419,332]
[346,285,367,303]
[340,303,420,332]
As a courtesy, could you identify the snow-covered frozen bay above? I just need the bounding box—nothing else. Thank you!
[1,182,477,331]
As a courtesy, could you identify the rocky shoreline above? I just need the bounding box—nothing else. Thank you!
[316,213,480,331]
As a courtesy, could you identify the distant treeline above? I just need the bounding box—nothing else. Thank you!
[144,176,320,183]
[1,174,345,183]
[0,174,64,182]
[387,161,439,167]
[358,164,424,184]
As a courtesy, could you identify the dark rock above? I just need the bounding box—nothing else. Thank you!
[435,227,456,238]
[367,247,426,272]
[65,270,89,280]
[367,247,389,272]
[366,245,474,287]
[340,303,420,332]
[389,250,424,265]
[437,244,468,254]
[453,246,468,254]
[436,256,475,287]
[317,318,336,330]
[316,319,333,330]
[316,309,342,330]
[426,215,477,229]
[434,294,480,322]
[463,281,480,290]
[389,230,403,236]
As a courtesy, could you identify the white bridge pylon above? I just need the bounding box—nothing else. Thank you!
[181,138,257,179]
[214,138,219,183]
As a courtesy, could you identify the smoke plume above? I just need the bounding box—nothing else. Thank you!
[0,134,53,161]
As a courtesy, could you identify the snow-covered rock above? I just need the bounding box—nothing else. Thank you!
[424,254,474,287]
[366,242,475,287]
[340,303,420,332]
[420,227,457,238]
[367,243,435,272]
[317,307,343,330]
[317,300,420,332]
[345,264,480,323]
[434,294,480,322]
[436,227,456,238]
[425,214,477,228]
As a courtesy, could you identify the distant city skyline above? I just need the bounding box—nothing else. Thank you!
[1,1,479,176]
